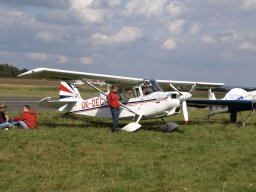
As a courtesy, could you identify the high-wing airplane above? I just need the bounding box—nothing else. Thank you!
[187,88,256,126]
[18,67,224,132]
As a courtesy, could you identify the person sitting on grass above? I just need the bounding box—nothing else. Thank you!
[11,105,37,129]
[0,104,12,129]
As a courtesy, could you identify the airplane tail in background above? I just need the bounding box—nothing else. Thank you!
[59,81,82,100]
[208,89,216,100]
[208,89,228,116]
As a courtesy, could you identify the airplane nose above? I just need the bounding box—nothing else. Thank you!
[179,92,192,101]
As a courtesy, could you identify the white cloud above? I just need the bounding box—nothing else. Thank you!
[69,0,105,23]
[125,0,166,18]
[190,23,200,35]
[25,52,92,65]
[0,10,27,25]
[219,31,242,43]
[165,2,183,16]
[35,32,57,43]
[202,36,216,44]
[69,0,94,9]
[0,50,17,58]
[243,0,256,10]
[25,52,49,61]
[238,41,256,50]
[79,57,93,64]
[57,55,70,64]
[167,19,186,35]
[91,27,143,45]
[162,38,177,50]
[108,0,120,7]
[6,10,25,18]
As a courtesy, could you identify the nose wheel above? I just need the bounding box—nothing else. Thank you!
[160,118,178,132]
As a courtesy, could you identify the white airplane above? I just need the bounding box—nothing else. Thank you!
[187,88,256,126]
[18,68,224,132]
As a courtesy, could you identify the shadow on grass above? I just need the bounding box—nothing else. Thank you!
[39,112,111,129]
[39,112,185,133]
[38,112,256,131]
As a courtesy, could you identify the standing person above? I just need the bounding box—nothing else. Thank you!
[0,104,11,129]
[107,85,120,132]
[12,105,37,129]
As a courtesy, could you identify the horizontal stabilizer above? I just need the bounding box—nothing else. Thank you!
[39,97,77,109]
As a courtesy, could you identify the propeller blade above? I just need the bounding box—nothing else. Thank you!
[170,83,182,95]
[189,83,197,93]
[182,101,189,125]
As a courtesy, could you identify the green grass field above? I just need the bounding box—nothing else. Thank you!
[0,78,256,191]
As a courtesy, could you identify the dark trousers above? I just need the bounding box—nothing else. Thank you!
[110,107,119,132]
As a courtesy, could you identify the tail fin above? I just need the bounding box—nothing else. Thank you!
[208,89,216,100]
[208,89,216,117]
[59,81,82,100]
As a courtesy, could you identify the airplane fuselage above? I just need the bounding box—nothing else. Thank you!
[68,92,183,120]
[242,90,256,101]
[210,90,256,116]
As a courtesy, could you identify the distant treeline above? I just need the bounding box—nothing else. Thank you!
[0,64,28,78]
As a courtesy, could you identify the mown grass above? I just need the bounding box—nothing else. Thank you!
[1,110,256,192]
[1,79,256,191]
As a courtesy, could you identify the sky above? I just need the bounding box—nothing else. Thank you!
[0,0,256,87]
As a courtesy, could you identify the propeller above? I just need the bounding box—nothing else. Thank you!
[170,83,191,125]
[169,83,182,94]
[189,83,197,93]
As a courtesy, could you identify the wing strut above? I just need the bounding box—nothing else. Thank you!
[83,80,144,132]
[238,108,256,127]
[121,115,143,132]
[83,80,142,116]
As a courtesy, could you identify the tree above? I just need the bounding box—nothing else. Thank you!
[0,64,28,78]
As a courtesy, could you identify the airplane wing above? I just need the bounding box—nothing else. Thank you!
[157,80,224,90]
[18,67,143,86]
[18,67,224,88]
[187,99,256,111]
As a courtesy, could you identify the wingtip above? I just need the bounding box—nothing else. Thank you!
[18,70,34,78]
[17,67,48,78]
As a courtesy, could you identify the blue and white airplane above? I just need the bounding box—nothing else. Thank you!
[187,88,256,126]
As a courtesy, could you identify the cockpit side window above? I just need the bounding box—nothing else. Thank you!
[142,80,163,95]
[133,88,141,97]
[171,94,177,98]
[125,88,137,99]
[118,93,124,100]
[142,86,154,95]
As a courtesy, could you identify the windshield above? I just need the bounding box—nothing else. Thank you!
[142,80,163,95]
[150,80,163,92]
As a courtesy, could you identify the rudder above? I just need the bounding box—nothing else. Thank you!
[59,81,82,100]
[208,89,216,100]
